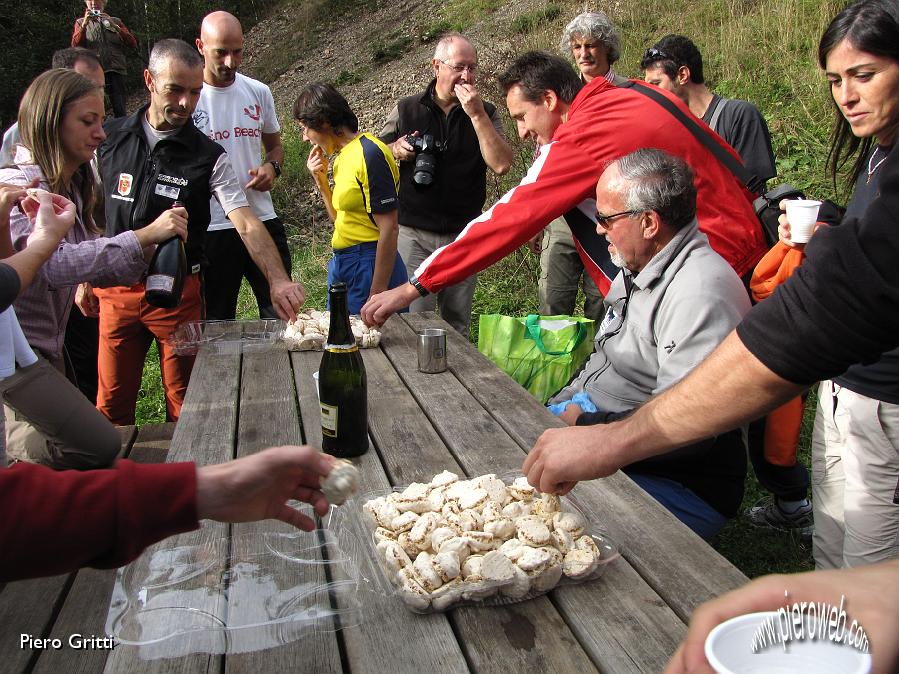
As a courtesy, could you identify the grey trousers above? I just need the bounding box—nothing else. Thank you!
[0,354,120,470]
[812,380,899,569]
[538,217,604,321]
[397,225,477,338]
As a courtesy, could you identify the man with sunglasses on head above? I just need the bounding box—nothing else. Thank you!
[543,149,750,540]
[379,33,512,337]
[641,35,776,186]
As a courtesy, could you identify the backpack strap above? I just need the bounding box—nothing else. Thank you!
[707,97,728,134]
[619,81,766,194]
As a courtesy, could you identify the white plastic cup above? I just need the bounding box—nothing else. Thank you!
[312,371,319,399]
[704,611,871,674]
[785,199,822,244]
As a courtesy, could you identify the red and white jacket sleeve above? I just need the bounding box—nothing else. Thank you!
[413,140,601,294]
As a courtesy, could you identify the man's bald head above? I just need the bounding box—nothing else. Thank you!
[197,11,244,86]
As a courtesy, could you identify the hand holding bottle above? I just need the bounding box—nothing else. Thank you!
[135,204,187,248]
[144,202,188,308]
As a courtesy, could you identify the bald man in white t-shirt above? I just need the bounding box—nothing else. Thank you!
[194,11,291,320]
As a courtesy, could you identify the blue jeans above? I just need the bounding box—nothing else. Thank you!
[628,473,727,540]
[327,242,408,314]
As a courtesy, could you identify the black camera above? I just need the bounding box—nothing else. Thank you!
[405,134,445,188]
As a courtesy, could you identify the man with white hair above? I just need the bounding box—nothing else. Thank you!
[535,11,629,321]
[380,33,512,337]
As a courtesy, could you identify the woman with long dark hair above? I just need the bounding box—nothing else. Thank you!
[778,0,899,569]
[0,68,182,470]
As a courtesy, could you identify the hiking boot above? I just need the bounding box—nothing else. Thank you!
[746,497,814,538]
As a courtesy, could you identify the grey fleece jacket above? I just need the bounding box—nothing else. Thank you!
[551,219,751,413]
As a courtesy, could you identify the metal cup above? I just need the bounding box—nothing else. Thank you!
[418,328,447,373]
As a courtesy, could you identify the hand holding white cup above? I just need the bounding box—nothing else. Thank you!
[783,199,822,244]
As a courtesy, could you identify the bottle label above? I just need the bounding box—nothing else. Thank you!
[321,402,338,437]
[324,343,358,353]
[146,274,175,292]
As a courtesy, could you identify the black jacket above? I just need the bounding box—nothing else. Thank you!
[737,148,899,384]
[382,80,495,234]
[99,105,225,269]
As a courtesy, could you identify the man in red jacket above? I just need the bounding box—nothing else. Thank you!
[362,51,765,326]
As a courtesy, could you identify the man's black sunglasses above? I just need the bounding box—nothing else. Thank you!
[643,47,670,61]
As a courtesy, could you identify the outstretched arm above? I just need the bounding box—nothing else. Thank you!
[523,331,804,494]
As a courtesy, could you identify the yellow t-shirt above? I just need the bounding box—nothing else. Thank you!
[331,133,399,250]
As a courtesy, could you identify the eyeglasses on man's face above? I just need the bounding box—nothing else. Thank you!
[595,210,642,227]
[439,59,478,74]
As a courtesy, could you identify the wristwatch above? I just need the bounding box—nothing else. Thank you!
[266,159,282,178]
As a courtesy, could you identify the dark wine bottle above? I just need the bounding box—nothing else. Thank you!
[145,201,187,308]
[319,282,368,457]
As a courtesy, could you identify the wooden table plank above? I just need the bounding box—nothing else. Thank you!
[550,558,686,673]
[0,425,143,673]
[405,312,748,621]
[378,317,524,476]
[224,348,343,674]
[0,574,73,673]
[104,349,241,673]
[292,349,470,674]
[362,345,468,482]
[32,424,177,674]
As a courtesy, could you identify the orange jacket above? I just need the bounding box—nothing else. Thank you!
[750,241,807,466]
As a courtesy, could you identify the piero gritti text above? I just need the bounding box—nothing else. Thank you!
[20,633,117,650]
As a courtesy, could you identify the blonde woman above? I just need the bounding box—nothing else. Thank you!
[0,68,182,470]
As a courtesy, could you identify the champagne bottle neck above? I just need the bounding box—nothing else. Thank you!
[327,289,354,346]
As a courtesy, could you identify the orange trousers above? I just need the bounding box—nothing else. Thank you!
[94,275,201,425]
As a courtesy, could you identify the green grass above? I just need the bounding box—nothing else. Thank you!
[370,35,414,63]
[714,393,816,576]
[511,4,562,34]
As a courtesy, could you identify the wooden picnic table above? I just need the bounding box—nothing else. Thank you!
[0,312,748,673]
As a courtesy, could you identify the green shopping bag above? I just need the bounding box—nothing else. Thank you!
[477,314,596,404]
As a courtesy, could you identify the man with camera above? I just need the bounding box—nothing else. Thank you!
[72,0,137,118]
[379,33,512,337]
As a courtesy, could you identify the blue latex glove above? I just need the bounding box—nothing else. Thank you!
[547,391,597,416]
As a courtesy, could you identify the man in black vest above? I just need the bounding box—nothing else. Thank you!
[379,33,512,337]
[95,39,304,426]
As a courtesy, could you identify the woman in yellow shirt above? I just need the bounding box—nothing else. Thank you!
[295,83,407,313]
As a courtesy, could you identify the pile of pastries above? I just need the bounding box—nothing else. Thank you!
[362,471,603,611]
[281,309,381,351]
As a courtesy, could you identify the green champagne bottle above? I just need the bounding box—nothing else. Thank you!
[319,282,368,457]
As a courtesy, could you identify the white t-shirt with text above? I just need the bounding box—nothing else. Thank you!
[192,73,280,231]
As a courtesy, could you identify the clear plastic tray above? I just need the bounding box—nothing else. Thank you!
[167,319,284,356]
[347,472,620,613]
[105,527,364,658]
